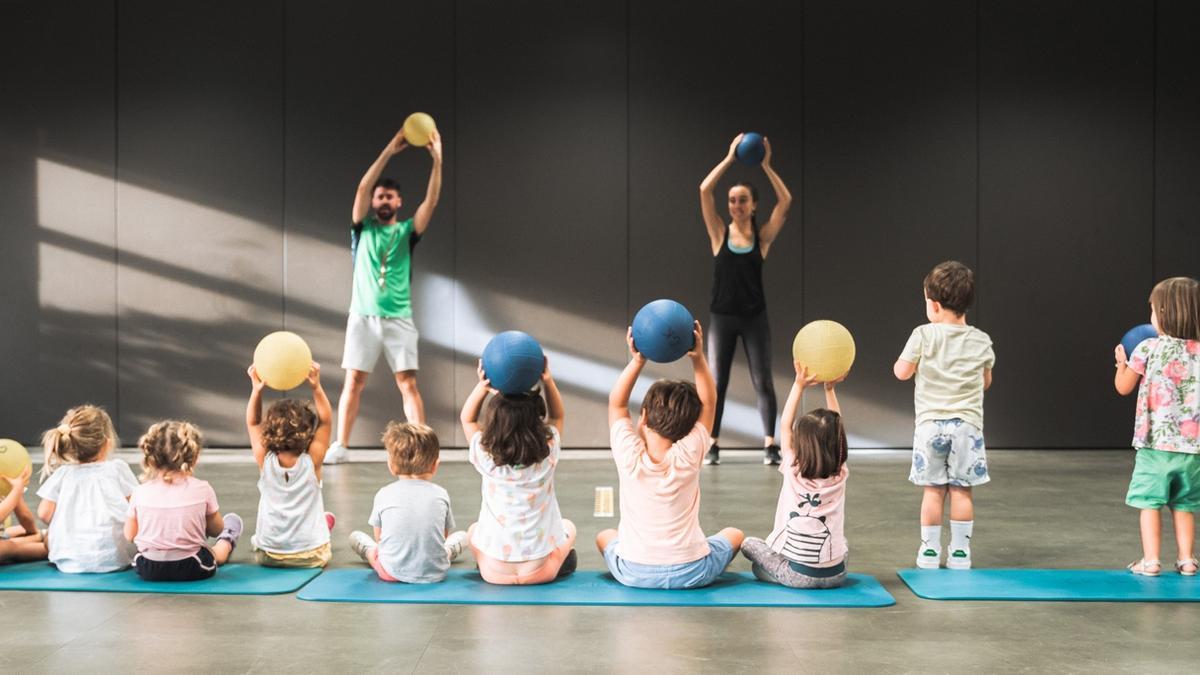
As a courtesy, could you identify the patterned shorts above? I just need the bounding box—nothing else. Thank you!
[910,418,990,487]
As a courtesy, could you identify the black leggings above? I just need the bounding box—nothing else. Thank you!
[708,310,777,440]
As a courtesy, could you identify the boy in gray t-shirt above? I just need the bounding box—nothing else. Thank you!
[894,261,995,572]
[349,423,467,583]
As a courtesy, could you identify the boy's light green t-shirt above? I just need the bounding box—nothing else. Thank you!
[900,323,995,430]
[350,216,416,319]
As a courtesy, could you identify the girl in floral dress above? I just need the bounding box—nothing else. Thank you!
[1114,276,1200,576]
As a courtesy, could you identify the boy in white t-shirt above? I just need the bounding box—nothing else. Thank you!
[596,322,744,589]
[349,423,466,583]
[894,260,995,570]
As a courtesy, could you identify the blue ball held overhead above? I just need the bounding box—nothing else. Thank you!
[482,331,545,395]
[632,299,696,363]
[1120,323,1157,359]
[735,132,766,165]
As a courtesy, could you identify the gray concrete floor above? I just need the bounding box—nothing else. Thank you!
[2,450,1196,673]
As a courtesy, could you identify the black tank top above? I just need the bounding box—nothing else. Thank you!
[710,223,766,316]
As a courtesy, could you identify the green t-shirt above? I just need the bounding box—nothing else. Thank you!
[350,216,418,318]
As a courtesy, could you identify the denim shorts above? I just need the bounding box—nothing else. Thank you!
[602,534,735,589]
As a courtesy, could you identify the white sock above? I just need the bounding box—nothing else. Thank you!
[920,525,942,551]
[949,520,973,552]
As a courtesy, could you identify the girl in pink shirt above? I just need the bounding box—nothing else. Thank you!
[124,421,243,581]
[742,363,850,589]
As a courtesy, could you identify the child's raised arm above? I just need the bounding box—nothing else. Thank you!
[245,365,268,470]
[461,360,492,440]
[781,364,822,456]
[1113,345,1140,396]
[688,322,717,434]
[608,328,647,427]
[541,358,565,436]
[307,362,334,467]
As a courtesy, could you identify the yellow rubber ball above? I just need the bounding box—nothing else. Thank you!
[253,331,312,391]
[791,320,856,382]
[0,439,31,498]
[403,112,437,147]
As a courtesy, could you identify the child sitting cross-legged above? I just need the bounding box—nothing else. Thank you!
[349,423,467,583]
[597,322,744,589]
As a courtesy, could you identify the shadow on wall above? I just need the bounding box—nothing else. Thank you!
[29,156,912,449]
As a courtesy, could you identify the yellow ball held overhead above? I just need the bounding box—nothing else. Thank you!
[0,438,31,498]
[403,112,437,147]
[253,331,313,391]
[792,320,856,382]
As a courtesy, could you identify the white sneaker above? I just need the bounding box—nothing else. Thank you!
[323,441,350,465]
[444,530,469,562]
[916,544,942,569]
[946,548,972,570]
[349,530,376,563]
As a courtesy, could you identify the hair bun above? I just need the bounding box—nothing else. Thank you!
[57,423,71,436]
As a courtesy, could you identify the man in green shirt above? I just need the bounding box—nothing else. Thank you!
[325,127,443,464]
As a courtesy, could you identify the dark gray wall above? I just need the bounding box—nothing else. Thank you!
[2,0,1197,448]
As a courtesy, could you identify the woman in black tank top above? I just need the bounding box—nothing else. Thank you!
[698,134,794,466]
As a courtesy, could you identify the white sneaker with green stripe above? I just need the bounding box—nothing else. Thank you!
[946,548,972,570]
[916,543,941,569]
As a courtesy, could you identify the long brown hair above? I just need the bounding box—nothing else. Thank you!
[481,391,553,467]
[40,405,117,481]
[1150,277,1200,341]
[791,408,847,480]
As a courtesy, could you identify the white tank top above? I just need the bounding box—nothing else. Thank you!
[252,453,329,554]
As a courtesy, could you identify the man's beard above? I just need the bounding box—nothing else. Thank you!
[376,206,394,220]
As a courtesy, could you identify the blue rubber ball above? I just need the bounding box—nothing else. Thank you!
[735,132,765,165]
[1120,323,1157,360]
[632,299,696,363]
[482,331,545,395]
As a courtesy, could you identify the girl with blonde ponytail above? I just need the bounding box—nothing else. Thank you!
[35,405,138,573]
[124,421,243,581]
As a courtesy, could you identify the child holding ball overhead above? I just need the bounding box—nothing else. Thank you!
[1113,277,1200,576]
[597,322,744,589]
[894,261,994,570]
[460,358,577,585]
[741,363,849,589]
[245,362,337,568]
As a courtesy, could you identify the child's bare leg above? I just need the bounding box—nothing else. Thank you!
[1172,510,1195,561]
[921,486,948,525]
[1139,509,1162,562]
[212,540,233,565]
[0,538,48,564]
[718,527,744,551]
[595,528,618,554]
[949,486,974,521]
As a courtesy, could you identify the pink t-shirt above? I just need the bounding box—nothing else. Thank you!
[128,476,219,561]
[609,418,711,565]
[767,459,848,567]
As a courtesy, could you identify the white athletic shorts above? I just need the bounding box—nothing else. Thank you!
[341,313,419,373]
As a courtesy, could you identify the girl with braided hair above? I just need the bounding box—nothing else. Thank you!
[124,420,243,581]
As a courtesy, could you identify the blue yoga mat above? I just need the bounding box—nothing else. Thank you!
[0,562,321,595]
[297,568,894,607]
[898,568,1200,602]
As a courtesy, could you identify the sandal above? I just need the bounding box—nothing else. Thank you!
[1128,558,1162,576]
[1176,558,1198,576]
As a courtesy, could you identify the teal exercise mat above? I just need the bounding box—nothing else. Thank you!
[898,568,1200,602]
[0,562,321,595]
[297,568,895,607]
